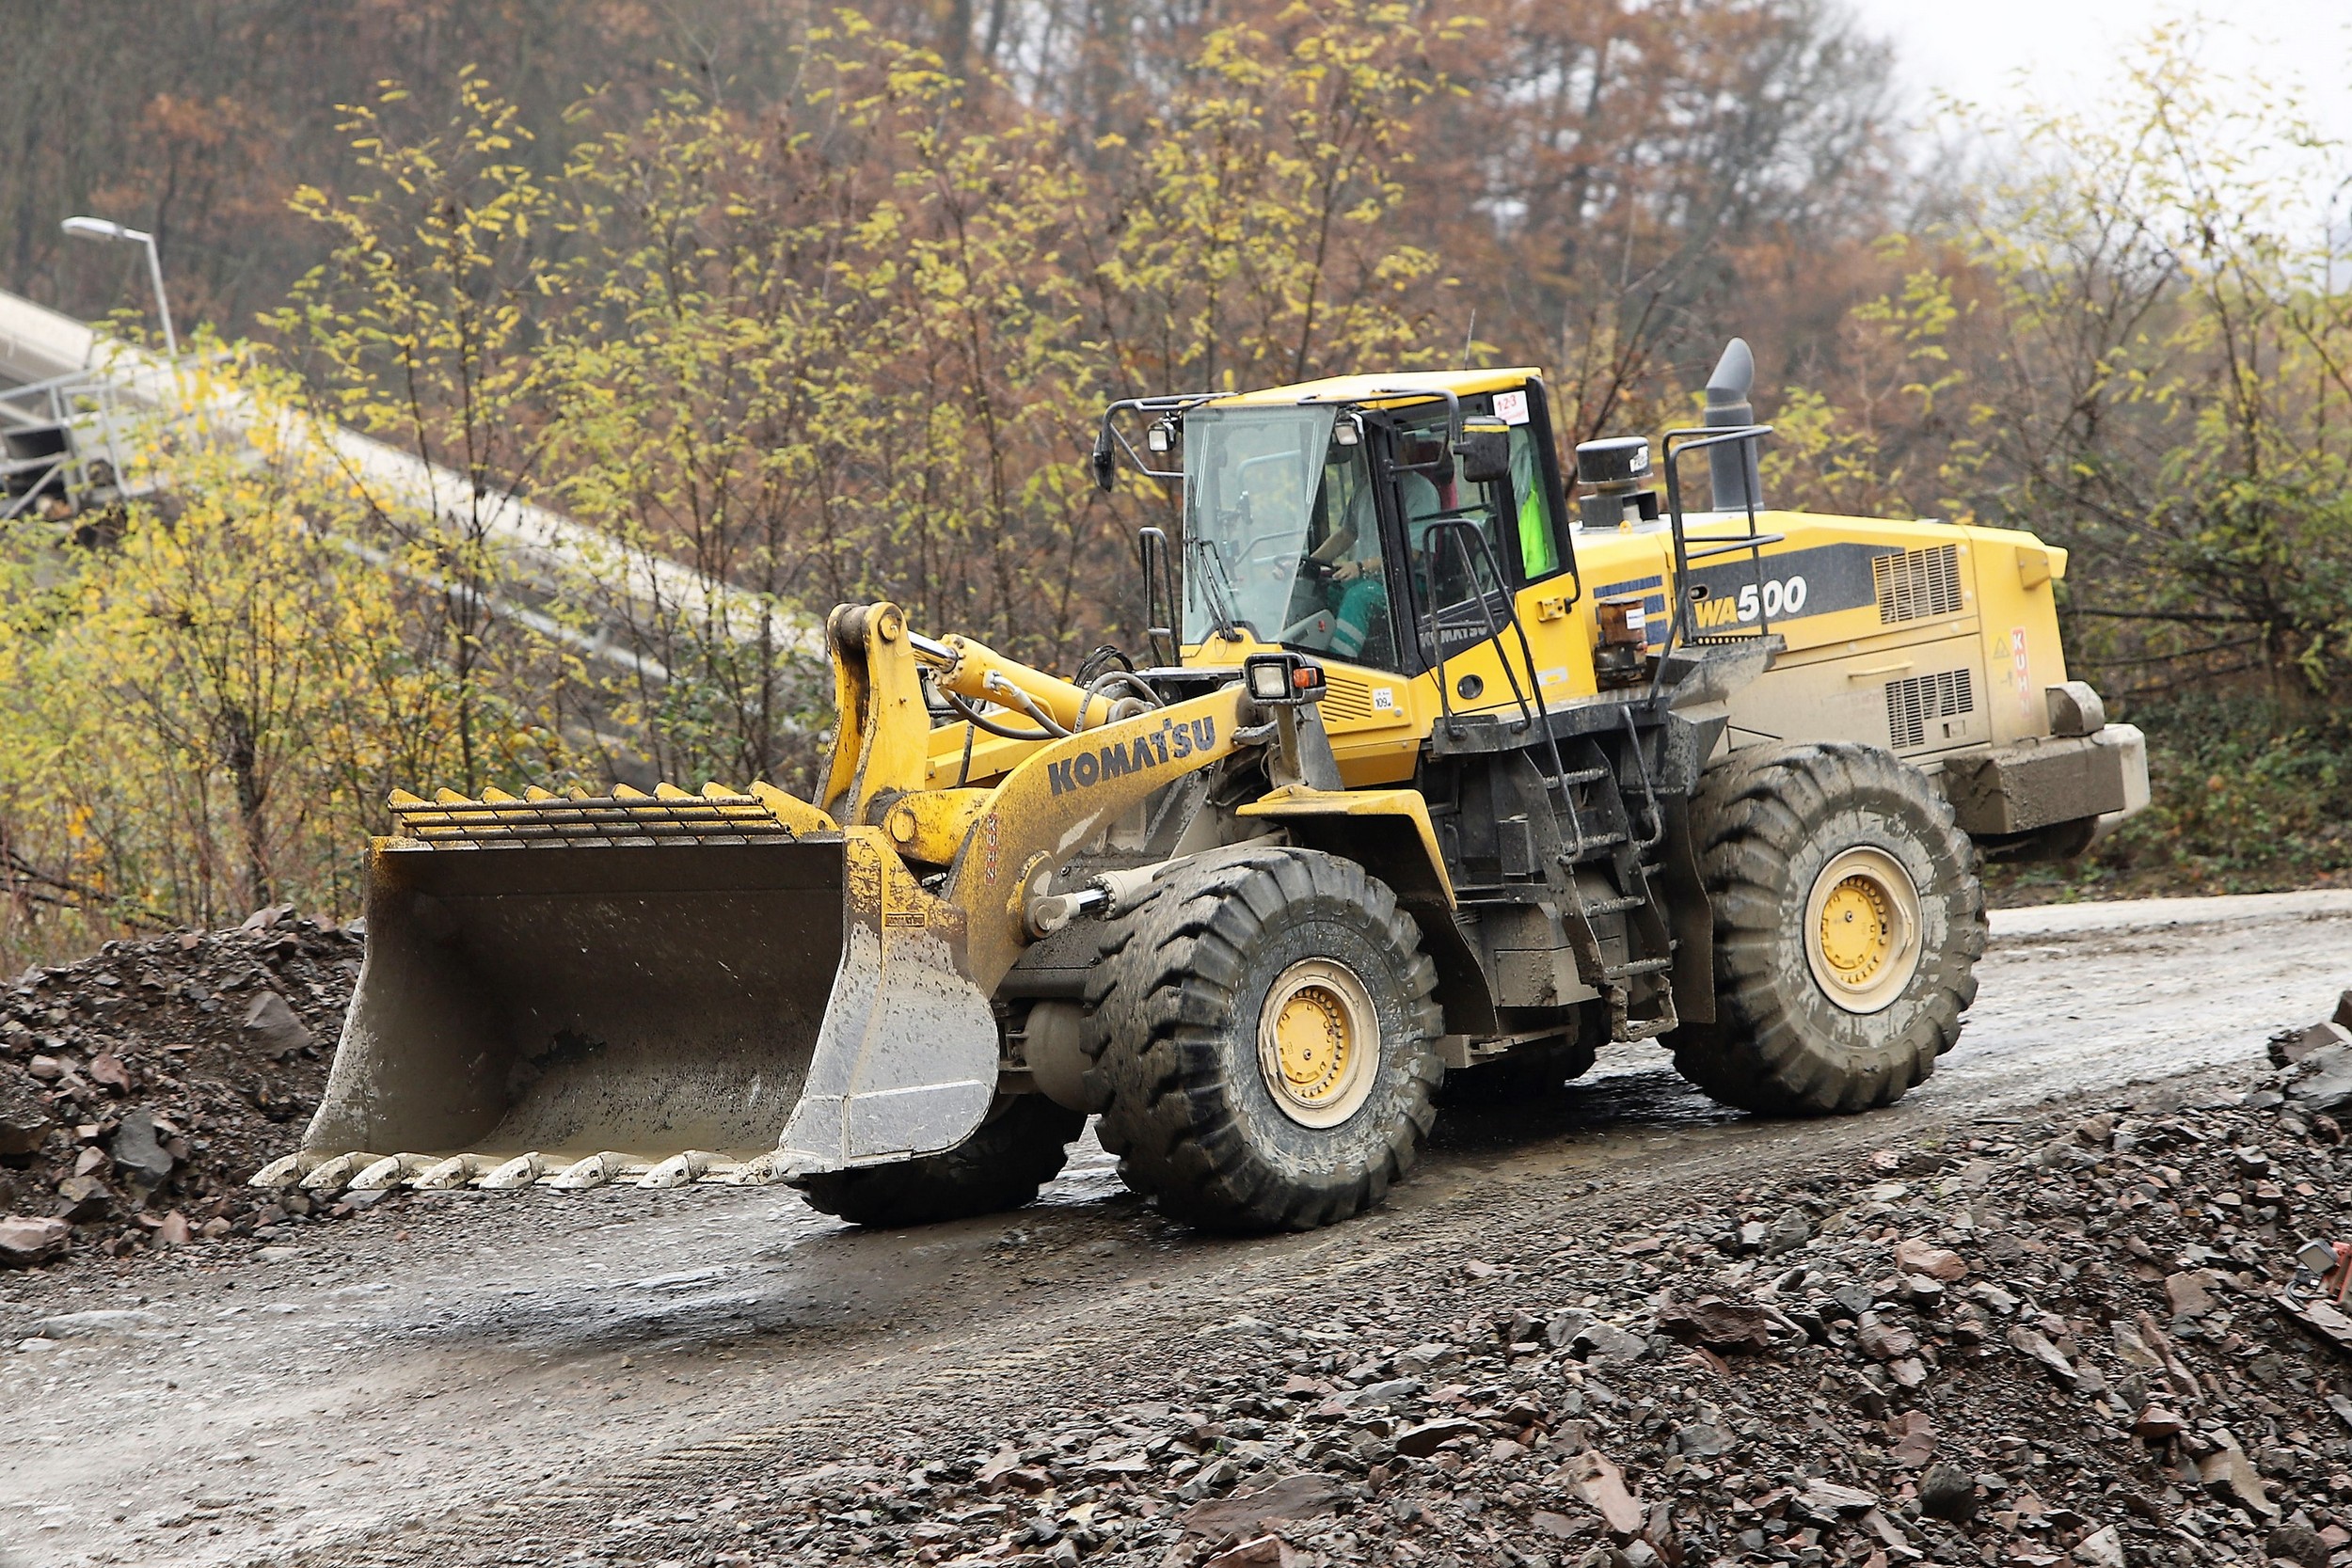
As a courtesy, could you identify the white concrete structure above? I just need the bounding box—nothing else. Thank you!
[0,286,824,684]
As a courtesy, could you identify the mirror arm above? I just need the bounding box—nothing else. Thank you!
[1093,394,1219,491]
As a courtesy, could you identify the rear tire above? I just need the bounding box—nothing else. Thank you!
[795,1095,1084,1227]
[1082,847,1442,1232]
[1672,742,1984,1117]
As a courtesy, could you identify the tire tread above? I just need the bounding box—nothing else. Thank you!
[1674,741,1987,1117]
[1082,847,1441,1232]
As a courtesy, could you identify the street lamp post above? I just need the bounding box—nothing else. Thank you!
[60,215,177,357]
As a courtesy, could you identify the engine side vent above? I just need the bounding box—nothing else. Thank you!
[1319,673,1375,724]
[1874,545,1963,624]
[1886,668,1975,750]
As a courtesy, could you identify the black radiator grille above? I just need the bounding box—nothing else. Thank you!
[1875,545,1963,623]
[1886,668,1975,749]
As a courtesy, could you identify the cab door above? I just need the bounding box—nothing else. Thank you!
[1298,420,1420,784]
[1387,388,1584,735]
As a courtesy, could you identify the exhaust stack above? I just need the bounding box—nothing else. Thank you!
[1704,338,1761,512]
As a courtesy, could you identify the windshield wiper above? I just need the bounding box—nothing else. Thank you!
[1184,534,1246,642]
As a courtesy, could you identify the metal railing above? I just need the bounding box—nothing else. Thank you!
[1649,422,1779,699]
[0,367,142,522]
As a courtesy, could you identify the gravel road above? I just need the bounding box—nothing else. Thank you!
[3,890,2347,1568]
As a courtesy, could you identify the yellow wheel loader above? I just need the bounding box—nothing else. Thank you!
[256,340,2149,1232]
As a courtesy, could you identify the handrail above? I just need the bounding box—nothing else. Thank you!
[1651,421,1773,700]
[1680,533,1788,562]
[1417,515,1571,792]
[1137,525,1182,667]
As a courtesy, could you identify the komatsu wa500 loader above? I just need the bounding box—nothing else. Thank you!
[257,341,2147,1231]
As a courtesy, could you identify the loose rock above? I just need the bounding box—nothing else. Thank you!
[1917,1462,1979,1523]
[0,1212,71,1265]
[0,914,357,1257]
[1652,1292,1778,1353]
[0,1065,50,1153]
[239,990,314,1060]
[107,1106,174,1184]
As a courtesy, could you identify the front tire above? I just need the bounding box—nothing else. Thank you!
[795,1095,1084,1227]
[1672,742,1985,1116]
[1083,847,1442,1232]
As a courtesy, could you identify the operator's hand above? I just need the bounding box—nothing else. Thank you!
[1333,558,1379,582]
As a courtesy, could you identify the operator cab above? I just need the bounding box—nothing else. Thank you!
[1096,374,1580,680]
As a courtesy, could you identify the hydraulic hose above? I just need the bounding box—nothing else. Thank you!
[1077,669,1160,729]
[940,686,1059,743]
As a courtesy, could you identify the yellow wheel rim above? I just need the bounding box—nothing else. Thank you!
[1818,876,1893,984]
[1802,846,1923,1015]
[1274,987,1352,1101]
[1257,958,1379,1128]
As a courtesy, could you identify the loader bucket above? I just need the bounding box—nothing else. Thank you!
[281,807,1001,1194]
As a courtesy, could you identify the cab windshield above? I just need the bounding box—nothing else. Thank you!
[1181,405,1370,652]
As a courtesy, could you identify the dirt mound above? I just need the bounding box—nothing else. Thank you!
[0,907,355,1260]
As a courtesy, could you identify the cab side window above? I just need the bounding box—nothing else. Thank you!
[1392,408,1513,664]
[1398,393,1569,588]
[1510,423,1566,581]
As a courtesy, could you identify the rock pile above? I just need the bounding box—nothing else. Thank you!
[567,998,2352,1568]
[0,907,353,1263]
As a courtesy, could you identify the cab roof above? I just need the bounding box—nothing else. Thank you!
[1202,368,1542,409]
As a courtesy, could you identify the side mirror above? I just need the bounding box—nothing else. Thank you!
[1090,433,1116,494]
[1454,415,1512,486]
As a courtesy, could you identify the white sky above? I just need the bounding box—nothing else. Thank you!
[1846,0,2352,146]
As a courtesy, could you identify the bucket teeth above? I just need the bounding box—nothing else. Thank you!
[733,1150,804,1186]
[480,1152,548,1191]
[638,1150,722,1189]
[250,1151,327,1190]
[549,1151,646,1191]
[413,1153,488,1190]
[299,1151,383,1195]
[253,1147,801,1192]
[349,1153,437,1191]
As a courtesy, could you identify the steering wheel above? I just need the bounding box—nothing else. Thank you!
[1238,528,1300,569]
[1234,529,1336,595]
